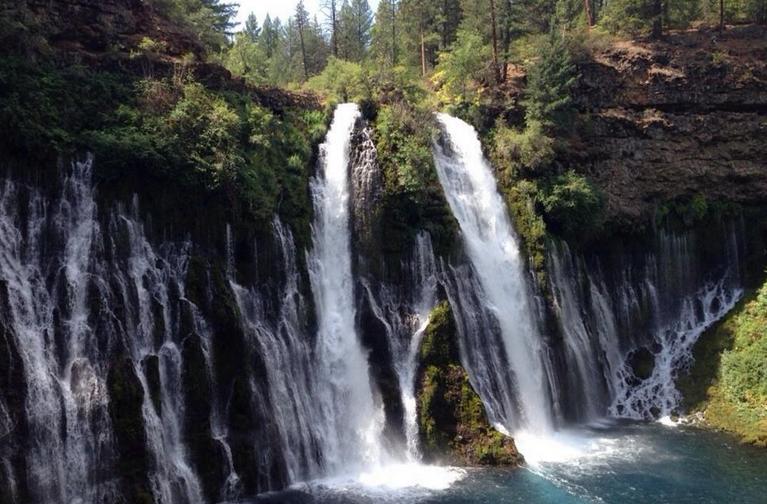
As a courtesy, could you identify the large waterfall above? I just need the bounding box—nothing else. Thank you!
[433,113,556,433]
[307,103,387,473]
[431,113,747,452]
[0,104,757,503]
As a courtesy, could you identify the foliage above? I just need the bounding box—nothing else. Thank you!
[492,119,555,178]
[149,0,236,52]
[374,103,436,196]
[598,0,658,35]
[417,301,521,465]
[307,56,368,102]
[522,31,578,132]
[433,29,491,104]
[680,282,767,446]
[538,170,604,236]
[505,180,549,278]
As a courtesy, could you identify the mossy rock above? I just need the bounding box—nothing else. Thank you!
[107,356,153,504]
[679,285,767,446]
[416,301,523,466]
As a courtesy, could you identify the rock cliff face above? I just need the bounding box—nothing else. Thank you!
[568,26,767,228]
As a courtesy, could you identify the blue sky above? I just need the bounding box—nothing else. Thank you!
[235,0,381,26]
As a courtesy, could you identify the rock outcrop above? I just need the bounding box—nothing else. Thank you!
[568,26,767,228]
[416,302,523,466]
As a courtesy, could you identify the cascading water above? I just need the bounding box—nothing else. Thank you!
[307,103,387,474]
[359,232,439,461]
[229,218,322,483]
[547,225,745,422]
[0,158,205,503]
[433,113,555,433]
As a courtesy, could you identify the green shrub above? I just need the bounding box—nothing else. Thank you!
[538,170,604,236]
[492,119,555,179]
[306,56,368,103]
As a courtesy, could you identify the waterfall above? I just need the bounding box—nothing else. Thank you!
[307,103,387,474]
[229,218,322,483]
[0,158,205,503]
[433,113,555,433]
[547,225,745,421]
[360,232,439,461]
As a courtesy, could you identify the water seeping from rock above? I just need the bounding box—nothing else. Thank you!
[0,157,205,504]
[547,225,745,423]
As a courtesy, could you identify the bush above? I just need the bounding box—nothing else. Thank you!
[538,170,604,236]
[306,56,368,103]
[492,119,555,180]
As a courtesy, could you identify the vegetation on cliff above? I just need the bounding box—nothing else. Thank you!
[416,302,523,466]
[680,280,767,446]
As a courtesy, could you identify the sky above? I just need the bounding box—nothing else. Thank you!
[234,0,381,27]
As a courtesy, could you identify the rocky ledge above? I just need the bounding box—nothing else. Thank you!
[568,25,767,228]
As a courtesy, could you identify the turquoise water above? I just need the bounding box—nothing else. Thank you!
[242,423,767,504]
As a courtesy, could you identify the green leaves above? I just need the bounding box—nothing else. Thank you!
[538,170,604,236]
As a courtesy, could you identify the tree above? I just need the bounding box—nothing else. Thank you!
[244,13,260,42]
[523,31,577,132]
[434,29,490,102]
[322,0,340,56]
[295,1,310,79]
[259,15,279,58]
[201,0,238,35]
[224,32,269,84]
[490,0,500,82]
[338,0,373,61]
[371,0,399,65]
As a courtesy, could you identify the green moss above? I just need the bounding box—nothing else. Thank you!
[416,302,522,466]
[679,283,767,446]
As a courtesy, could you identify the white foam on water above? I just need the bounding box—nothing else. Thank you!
[304,462,466,501]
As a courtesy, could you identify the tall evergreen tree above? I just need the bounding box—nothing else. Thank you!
[371,0,399,65]
[244,12,260,42]
[322,0,340,56]
[295,1,310,79]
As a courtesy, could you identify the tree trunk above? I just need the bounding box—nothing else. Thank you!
[583,0,594,28]
[651,0,663,39]
[391,0,397,65]
[420,30,427,77]
[331,0,338,56]
[719,0,725,31]
[490,0,500,82]
[297,22,308,79]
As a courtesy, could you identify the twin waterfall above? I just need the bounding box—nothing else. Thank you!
[0,104,746,504]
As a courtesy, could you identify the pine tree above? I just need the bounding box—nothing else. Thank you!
[371,0,399,65]
[295,1,310,79]
[244,13,260,42]
[322,0,340,56]
[523,31,577,131]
